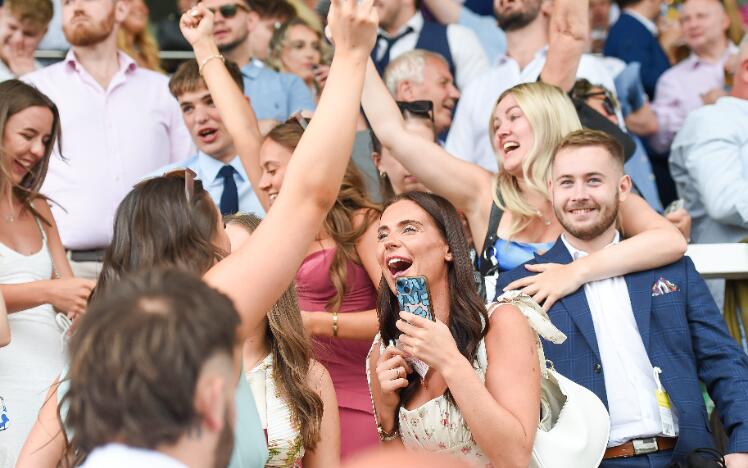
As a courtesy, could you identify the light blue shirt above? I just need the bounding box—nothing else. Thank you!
[457,6,506,64]
[626,134,663,212]
[670,96,748,244]
[150,152,265,217]
[241,60,315,122]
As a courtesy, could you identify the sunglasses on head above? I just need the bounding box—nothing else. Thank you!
[285,113,310,130]
[162,168,203,202]
[208,3,249,18]
[396,100,434,122]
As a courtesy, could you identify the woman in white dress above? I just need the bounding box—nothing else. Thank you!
[0,80,95,466]
[368,191,540,467]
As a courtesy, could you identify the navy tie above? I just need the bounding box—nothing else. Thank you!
[217,165,239,215]
[373,27,414,75]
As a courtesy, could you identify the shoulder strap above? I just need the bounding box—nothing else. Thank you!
[477,201,504,276]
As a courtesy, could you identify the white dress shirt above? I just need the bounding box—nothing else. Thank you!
[374,12,488,90]
[445,49,617,172]
[80,444,187,468]
[561,233,678,446]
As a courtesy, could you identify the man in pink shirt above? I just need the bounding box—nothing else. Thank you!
[649,0,736,154]
[23,0,193,278]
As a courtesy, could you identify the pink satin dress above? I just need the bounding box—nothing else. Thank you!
[295,247,379,460]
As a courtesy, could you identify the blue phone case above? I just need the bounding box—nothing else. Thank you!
[396,276,434,321]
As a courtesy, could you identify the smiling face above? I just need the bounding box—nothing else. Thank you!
[258,138,292,206]
[203,0,250,52]
[0,11,48,60]
[122,0,148,35]
[279,24,321,83]
[551,145,630,242]
[401,57,459,134]
[680,0,728,55]
[491,93,534,177]
[3,105,54,187]
[177,86,235,163]
[377,200,452,293]
[374,119,434,195]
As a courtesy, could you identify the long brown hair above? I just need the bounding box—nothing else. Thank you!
[0,80,62,226]
[225,213,324,450]
[266,122,381,312]
[117,25,163,72]
[377,192,488,409]
[93,175,226,300]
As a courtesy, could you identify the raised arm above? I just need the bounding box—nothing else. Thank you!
[420,0,461,24]
[362,58,494,236]
[539,0,589,92]
[186,0,378,340]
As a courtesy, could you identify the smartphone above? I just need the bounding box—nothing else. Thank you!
[396,276,434,321]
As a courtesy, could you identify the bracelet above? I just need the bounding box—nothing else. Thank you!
[332,311,339,337]
[198,54,225,76]
[376,423,400,441]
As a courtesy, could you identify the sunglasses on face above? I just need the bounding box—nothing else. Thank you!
[396,100,434,122]
[584,91,619,117]
[208,3,249,18]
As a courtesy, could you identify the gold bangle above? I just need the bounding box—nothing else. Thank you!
[376,423,399,441]
[332,311,338,337]
[198,54,224,76]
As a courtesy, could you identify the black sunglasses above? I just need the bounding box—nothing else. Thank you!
[584,91,618,117]
[208,3,249,18]
[396,100,434,122]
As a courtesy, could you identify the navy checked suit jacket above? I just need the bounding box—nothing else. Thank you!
[603,12,670,100]
[496,239,748,460]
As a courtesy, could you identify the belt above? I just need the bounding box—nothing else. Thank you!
[68,248,106,263]
[604,437,677,459]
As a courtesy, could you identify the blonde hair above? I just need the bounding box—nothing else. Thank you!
[490,82,581,239]
[117,26,163,73]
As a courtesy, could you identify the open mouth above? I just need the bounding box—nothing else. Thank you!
[197,128,218,143]
[387,256,413,278]
[503,141,520,154]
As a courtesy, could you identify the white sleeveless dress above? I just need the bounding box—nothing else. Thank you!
[0,217,66,468]
[245,354,305,468]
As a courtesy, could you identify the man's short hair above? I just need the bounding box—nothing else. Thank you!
[62,269,240,456]
[246,0,296,21]
[5,0,54,32]
[616,0,644,8]
[169,59,245,98]
[553,129,625,170]
[383,49,449,95]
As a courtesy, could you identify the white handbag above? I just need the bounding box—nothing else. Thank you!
[495,291,611,468]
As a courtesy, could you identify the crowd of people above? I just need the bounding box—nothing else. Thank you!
[1,0,748,467]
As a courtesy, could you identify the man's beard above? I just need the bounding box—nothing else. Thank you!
[555,196,619,241]
[495,1,542,32]
[64,9,116,47]
[213,409,235,468]
[217,32,249,54]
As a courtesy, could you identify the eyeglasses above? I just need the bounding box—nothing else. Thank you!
[286,113,310,130]
[396,100,434,122]
[162,168,202,202]
[208,3,249,18]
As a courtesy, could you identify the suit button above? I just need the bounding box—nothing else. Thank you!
[594,363,602,373]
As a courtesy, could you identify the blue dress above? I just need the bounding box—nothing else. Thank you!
[480,237,554,301]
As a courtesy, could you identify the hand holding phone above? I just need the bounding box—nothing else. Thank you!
[395,276,434,378]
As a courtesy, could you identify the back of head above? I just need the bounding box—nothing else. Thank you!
[247,0,297,21]
[170,59,245,98]
[63,269,240,461]
[384,49,446,95]
[95,175,225,300]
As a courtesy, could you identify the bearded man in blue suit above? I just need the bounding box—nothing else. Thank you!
[497,129,748,467]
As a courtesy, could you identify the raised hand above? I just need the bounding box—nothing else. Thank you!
[179,3,215,47]
[326,0,378,58]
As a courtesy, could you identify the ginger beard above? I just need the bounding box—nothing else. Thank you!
[64,6,117,47]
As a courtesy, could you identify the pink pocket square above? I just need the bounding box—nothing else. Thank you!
[652,277,679,296]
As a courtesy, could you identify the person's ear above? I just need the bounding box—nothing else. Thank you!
[618,173,632,202]
[193,375,228,433]
[247,11,259,33]
[444,245,453,262]
[395,79,414,101]
[114,0,130,24]
[540,0,553,17]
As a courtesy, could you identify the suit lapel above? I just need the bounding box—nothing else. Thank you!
[625,269,654,353]
[538,240,602,361]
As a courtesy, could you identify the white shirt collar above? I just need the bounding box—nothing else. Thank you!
[624,9,658,36]
[689,42,739,67]
[561,231,621,260]
[495,45,548,67]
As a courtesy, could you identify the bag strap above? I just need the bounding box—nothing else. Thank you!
[478,200,504,277]
[490,291,567,379]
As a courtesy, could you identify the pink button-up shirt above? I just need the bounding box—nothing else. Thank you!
[649,44,737,154]
[23,51,194,250]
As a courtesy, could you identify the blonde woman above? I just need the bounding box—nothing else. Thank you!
[360,0,686,307]
[117,0,163,72]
